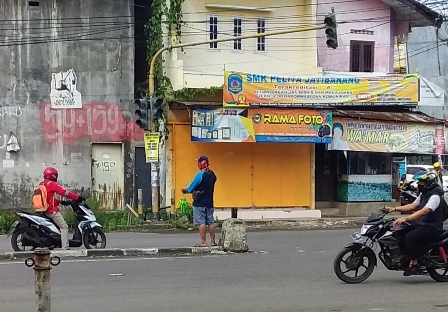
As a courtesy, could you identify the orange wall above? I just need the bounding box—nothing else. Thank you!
[172,124,312,208]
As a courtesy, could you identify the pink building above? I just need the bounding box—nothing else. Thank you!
[317,0,441,73]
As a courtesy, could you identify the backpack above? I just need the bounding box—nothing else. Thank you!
[441,196,448,221]
[32,181,51,212]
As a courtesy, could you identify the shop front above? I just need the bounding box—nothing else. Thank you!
[326,111,446,203]
[170,107,332,210]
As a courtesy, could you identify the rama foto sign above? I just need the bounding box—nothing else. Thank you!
[223,71,419,107]
[191,108,332,143]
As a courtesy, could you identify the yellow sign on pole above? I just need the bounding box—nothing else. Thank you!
[144,132,160,163]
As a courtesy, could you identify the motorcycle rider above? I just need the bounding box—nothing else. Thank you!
[433,162,443,187]
[40,167,85,250]
[387,170,448,276]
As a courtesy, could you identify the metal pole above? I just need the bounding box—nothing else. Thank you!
[148,24,327,215]
[170,188,176,218]
[25,247,60,312]
[35,248,51,312]
[137,188,143,219]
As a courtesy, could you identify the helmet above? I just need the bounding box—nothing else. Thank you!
[434,162,441,169]
[413,170,438,193]
[43,167,58,182]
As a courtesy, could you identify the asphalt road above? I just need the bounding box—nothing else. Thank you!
[2,229,448,312]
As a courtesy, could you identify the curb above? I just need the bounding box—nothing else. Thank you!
[0,246,226,261]
[244,217,366,231]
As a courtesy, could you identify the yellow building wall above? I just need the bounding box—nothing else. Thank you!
[166,0,320,91]
[172,123,312,208]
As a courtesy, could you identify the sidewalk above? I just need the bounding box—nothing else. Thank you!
[244,216,366,231]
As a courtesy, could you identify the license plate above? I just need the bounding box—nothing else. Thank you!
[350,232,363,242]
[7,221,19,238]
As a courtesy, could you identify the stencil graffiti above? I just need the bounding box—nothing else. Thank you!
[50,69,82,109]
[95,161,117,172]
[40,102,144,144]
[0,106,22,118]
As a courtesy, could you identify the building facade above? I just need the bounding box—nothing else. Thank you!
[0,0,144,210]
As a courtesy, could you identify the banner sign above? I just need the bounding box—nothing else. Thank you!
[191,108,332,143]
[327,118,445,154]
[223,71,419,107]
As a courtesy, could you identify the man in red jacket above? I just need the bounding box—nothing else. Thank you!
[41,167,84,250]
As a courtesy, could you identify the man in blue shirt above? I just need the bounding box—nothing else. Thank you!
[181,156,217,247]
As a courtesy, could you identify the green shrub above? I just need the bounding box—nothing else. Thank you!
[0,210,18,234]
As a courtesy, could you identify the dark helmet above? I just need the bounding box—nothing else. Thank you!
[413,170,438,193]
[43,167,58,182]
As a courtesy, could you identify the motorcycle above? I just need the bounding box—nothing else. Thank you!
[399,180,419,206]
[333,208,448,283]
[8,188,107,251]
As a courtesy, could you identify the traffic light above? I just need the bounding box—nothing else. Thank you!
[135,97,149,130]
[324,13,338,49]
[151,96,164,121]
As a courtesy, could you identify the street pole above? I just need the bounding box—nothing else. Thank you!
[148,24,327,214]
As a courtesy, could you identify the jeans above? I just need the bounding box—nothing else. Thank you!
[404,225,441,259]
[45,211,69,248]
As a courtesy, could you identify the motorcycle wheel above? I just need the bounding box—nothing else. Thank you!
[428,247,448,282]
[11,227,39,252]
[83,227,107,249]
[334,247,376,284]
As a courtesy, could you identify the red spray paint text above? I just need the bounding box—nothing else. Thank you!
[40,102,144,144]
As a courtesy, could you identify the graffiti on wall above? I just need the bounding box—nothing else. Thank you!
[0,134,7,149]
[40,102,144,144]
[0,106,23,118]
[50,69,82,109]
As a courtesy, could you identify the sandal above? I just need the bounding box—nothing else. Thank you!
[403,263,420,276]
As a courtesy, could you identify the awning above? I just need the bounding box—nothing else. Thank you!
[379,0,442,28]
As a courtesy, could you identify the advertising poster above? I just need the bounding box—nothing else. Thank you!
[327,118,445,154]
[222,71,419,107]
[191,108,332,143]
[144,132,160,163]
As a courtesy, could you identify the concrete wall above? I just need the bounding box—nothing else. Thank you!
[166,0,320,91]
[406,23,448,120]
[0,0,142,209]
[317,0,393,73]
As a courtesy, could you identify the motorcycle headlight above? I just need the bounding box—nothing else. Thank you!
[360,224,372,235]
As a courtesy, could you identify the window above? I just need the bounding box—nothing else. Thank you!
[208,15,218,49]
[406,167,424,176]
[368,153,391,175]
[349,152,367,175]
[233,17,243,51]
[350,41,374,72]
[347,152,392,175]
[337,151,348,175]
[256,18,266,52]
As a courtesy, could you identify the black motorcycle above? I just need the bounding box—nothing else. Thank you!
[399,180,419,206]
[334,208,448,283]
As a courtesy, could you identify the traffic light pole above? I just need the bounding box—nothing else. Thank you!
[148,23,327,217]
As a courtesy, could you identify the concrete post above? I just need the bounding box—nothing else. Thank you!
[137,188,143,219]
[25,248,60,312]
[170,188,176,218]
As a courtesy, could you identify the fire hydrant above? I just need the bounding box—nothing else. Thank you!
[25,247,60,312]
